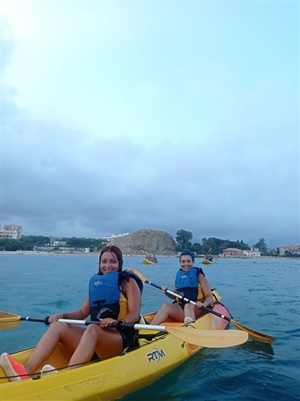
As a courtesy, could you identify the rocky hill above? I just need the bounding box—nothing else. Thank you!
[107,229,177,256]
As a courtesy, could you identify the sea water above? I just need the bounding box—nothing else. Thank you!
[0,254,299,401]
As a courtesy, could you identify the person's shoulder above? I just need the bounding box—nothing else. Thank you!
[195,267,205,276]
[119,270,143,292]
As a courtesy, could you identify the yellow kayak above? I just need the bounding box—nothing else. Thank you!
[141,258,156,264]
[201,258,212,264]
[0,305,239,401]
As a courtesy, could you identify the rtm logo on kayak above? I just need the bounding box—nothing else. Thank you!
[147,348,166,363]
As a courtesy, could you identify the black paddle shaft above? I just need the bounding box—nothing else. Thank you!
[21,316,50,325]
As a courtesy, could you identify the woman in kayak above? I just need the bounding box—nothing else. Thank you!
[1,245,143,381]
[151,248,214,325]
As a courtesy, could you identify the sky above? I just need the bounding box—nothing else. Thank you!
[0,0,299,249]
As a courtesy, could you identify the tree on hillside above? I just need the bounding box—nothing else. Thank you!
[199,237,251,255]
[0,235,50,251]
[191,242,203,254]
[176,229,193,251]
[202,237,223,254]
[253,238,267,254]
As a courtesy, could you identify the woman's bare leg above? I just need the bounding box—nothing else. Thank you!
[24,322,84,373]
[68,325,124,366]
[151,303,184,325]
[184,303,206,321]
[184,303,196,321]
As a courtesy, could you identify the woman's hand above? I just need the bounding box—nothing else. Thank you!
[47,313,65,323]
[99,318,117,328]
[195,301,204,309]
[161,286,168,294]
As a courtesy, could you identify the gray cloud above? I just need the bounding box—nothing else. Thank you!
[1,12,298,249]
[3,94,298,249]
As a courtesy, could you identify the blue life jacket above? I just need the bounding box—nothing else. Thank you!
[89,271,143,321]
[175,267,205,303]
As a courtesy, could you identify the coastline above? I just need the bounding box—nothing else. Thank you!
[0,250,297,260]
[0,251,161,257]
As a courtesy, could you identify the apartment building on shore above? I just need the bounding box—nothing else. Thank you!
[279,244,300,256]
[222,248,261,257]
[0,224,23,239]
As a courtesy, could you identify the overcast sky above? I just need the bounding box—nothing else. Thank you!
[1,1,299,248]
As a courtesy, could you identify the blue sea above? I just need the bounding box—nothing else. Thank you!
[0,254,299,401]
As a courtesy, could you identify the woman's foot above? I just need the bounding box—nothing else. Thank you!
[40,364,58,376]
[0,352,30,381]
[184,317,195,324]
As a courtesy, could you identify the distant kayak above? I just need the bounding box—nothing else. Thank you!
[141,249,158,264]
[202,258,212,265]
[142,258,156,265]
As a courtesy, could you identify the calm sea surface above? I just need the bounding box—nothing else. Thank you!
[0,254,299,401]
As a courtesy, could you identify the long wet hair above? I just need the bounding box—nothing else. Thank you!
[98,245,123,275]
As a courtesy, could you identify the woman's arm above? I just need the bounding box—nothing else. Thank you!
[121,278,142,323]
[196,274,214,308]
[48,296,91,323]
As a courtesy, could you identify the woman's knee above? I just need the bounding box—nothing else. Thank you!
[157,303,172,314]
[49,321,83,342]
[82,324,100,339]
[48,321,69,333]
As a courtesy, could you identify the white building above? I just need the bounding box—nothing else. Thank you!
[0,224,23,239]
[243,248,261,257]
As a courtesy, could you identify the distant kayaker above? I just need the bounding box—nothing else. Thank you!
[151,248,214,325]
[205,252,213,262]
[0,245,143,381]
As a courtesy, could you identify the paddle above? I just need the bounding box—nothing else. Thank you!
[128,268,275,344]
[0,311,247,348]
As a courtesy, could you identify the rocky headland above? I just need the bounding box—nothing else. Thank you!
[107,229,177,256]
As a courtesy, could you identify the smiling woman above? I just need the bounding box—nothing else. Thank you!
[0,245,143,382]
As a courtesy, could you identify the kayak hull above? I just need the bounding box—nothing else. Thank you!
[141,259,156,264]
[202,258,212,264]
[0,305,231,401]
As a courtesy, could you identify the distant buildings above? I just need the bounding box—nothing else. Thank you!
[0,224,23,239]
[222,245,300,257]
[279,244,300,256]
[103,233,130,240]
[222,248,261,257]
[49,238,67,247]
